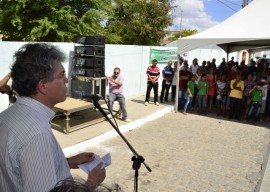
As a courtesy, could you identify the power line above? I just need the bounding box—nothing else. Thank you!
[216,0,237,12]
[223,0,242,7]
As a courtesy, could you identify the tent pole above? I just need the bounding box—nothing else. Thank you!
[174,55,180,112]
[226,46,229,63]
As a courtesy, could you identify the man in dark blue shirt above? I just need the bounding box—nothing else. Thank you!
[160,61,174,103]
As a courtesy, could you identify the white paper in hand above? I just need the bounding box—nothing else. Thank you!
[78,153,111,174]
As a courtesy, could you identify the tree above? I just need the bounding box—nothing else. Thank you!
[106,0,174,45]
[0,0,116,42]
[167,29,198,42]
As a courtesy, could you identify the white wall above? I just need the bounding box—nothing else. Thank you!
[104,44,150,98]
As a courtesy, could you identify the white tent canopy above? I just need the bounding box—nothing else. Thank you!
[177,0,270,54]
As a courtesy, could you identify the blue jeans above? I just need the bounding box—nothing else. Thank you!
[247,102,262,122]
[184,96,193,113]
[197,95,207,114]
[178,88,187,109]
[217,94,227,107]
[108,93,128,120]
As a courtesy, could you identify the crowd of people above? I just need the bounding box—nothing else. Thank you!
[145,57,270,124]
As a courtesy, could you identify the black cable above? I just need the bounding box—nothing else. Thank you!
[223,0,242,7]
[216,0,237,12]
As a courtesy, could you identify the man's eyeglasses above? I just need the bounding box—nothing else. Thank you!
[114,72,119,74]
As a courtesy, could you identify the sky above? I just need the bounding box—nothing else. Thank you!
[169,0,247,32]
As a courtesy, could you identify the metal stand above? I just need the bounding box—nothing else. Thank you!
[91,98,152,192]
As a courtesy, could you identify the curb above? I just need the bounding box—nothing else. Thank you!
[63,105,174,156]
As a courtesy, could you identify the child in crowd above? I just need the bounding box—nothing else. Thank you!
[216,74,228,117]
[246,82,265,123]
[193,67,203,110]
[197,74,209,115]
[243,74,256,120]
[183,74,196,115]
[206,67,216,113]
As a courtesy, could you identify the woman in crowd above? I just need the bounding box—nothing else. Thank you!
[229,73,244,120]
[206,67,216,113]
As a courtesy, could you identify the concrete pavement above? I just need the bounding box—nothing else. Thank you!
[52,95,270,191]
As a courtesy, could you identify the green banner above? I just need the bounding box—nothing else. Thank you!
[150,48,178,63]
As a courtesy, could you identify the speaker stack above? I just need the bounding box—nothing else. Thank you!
[71,36,107,99]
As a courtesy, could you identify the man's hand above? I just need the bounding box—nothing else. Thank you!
[67,152,95,169]
[85,162,106,190]
[108,76,113,81]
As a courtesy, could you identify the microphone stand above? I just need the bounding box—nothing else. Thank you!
[91,99,152,192]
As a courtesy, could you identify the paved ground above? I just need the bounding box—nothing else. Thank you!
[53,96,270,192]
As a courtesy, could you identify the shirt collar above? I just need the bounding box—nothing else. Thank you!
[16,97,55,123]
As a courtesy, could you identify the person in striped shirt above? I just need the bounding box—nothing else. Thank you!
[160,61,174,103]
[0,43,105,192]
[145,59,160,106]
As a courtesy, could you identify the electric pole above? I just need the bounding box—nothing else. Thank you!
[242,0,248,8]
[179,9,183,38]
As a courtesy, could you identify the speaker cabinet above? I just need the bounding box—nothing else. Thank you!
[71,36,106,99]
[74,68,105,77]
[85,68,105,77]
[74,36,105,45]
[73,57,104,68]
[74,46,104,57]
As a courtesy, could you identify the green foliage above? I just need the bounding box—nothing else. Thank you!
[106,0,174,45]
[0,0,174,44]
[0,0,114,42]
[167,29,198,42]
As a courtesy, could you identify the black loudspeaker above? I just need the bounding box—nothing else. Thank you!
[85,68,105,77]
[73,57,104,68]
[74,46,104,57]
[74,36,105,45]
[71,77,106,99]
[74,68,105,77]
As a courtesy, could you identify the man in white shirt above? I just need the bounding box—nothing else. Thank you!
[0,43,105,192]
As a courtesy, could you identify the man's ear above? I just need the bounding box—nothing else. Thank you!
[36,80,47,95]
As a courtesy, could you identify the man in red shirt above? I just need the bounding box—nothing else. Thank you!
[178,63,191,109]
[145,59,160,106]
